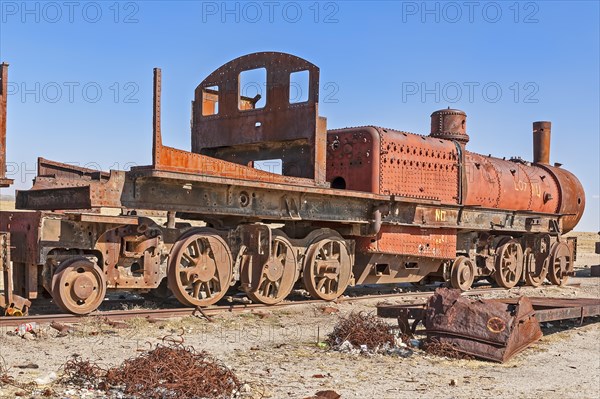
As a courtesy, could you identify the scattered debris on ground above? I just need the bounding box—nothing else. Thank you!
[422,338,474,360]
[304,390,342,399]
[0,356,14,386]
[327,311,394,350]
[60,335,241,399]
[325,311,413,356]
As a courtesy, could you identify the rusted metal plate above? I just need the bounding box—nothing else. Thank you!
[353,253,442,285]
[326,127,380,193]
[424,288,542,362]
[492,297,600,323]
[379,130,459,202]
[73,213,139,225]
[0,212,43,299]
[378,294,599,361]
[16,165,126,210]
[355,226,456,259]
[147,144,324,187]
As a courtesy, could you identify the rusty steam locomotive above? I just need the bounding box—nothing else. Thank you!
[0,52,585,315]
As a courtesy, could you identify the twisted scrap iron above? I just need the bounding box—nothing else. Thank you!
[326,311,395,350]
[422,338,475,360]
[61,334,241,399]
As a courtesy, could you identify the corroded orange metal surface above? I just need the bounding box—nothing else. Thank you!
[355,226,457,259]
[148,66,324,188]
[327,127,460,203]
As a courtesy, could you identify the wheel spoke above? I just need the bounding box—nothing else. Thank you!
[316,277,327,292]
[192,281,201,298]
[182,252,195,266]
[319,247,327,260]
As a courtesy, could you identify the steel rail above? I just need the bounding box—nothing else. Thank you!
[0,287,509,328]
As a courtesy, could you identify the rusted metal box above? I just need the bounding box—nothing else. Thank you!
[326,127,460,203]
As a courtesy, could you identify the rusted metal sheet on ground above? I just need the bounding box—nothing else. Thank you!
[424,288,542,362]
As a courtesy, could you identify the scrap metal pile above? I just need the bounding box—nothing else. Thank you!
[326,311,396,351]
[61,340,240,399]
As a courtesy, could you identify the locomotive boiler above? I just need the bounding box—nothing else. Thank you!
[0,52,585,315]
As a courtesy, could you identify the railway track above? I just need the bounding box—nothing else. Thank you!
[0,286,518,327]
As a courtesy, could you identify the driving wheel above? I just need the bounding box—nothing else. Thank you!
[246,233,299,305]
[494,239,524,289]
[168,230,233,307]
[548,242,572,286]
[302,236,352,301]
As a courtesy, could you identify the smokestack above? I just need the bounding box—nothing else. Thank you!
[0,62,12,187]
[533,121,551,164]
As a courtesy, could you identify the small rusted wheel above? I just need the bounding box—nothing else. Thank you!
[52,258,107,315]
[168,230,233,307]
[524,235,551,287]
[450,256,475,291]
[303,236,352,301]
[548,242,572,286]
[524,250,548,288]
[494,239,524,289]
[246,234,298,305]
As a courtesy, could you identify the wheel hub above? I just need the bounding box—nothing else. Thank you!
[72,274,95,300]
[195,259,217,282]
[459,266,472,282]
[264,260,284,281]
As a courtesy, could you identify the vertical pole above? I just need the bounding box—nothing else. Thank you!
[0,63,11,187]
[152,68,162,168]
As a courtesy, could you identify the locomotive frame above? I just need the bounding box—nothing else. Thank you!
[0,52,585,315]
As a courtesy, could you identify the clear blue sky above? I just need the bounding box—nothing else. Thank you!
[0,0,598,231]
